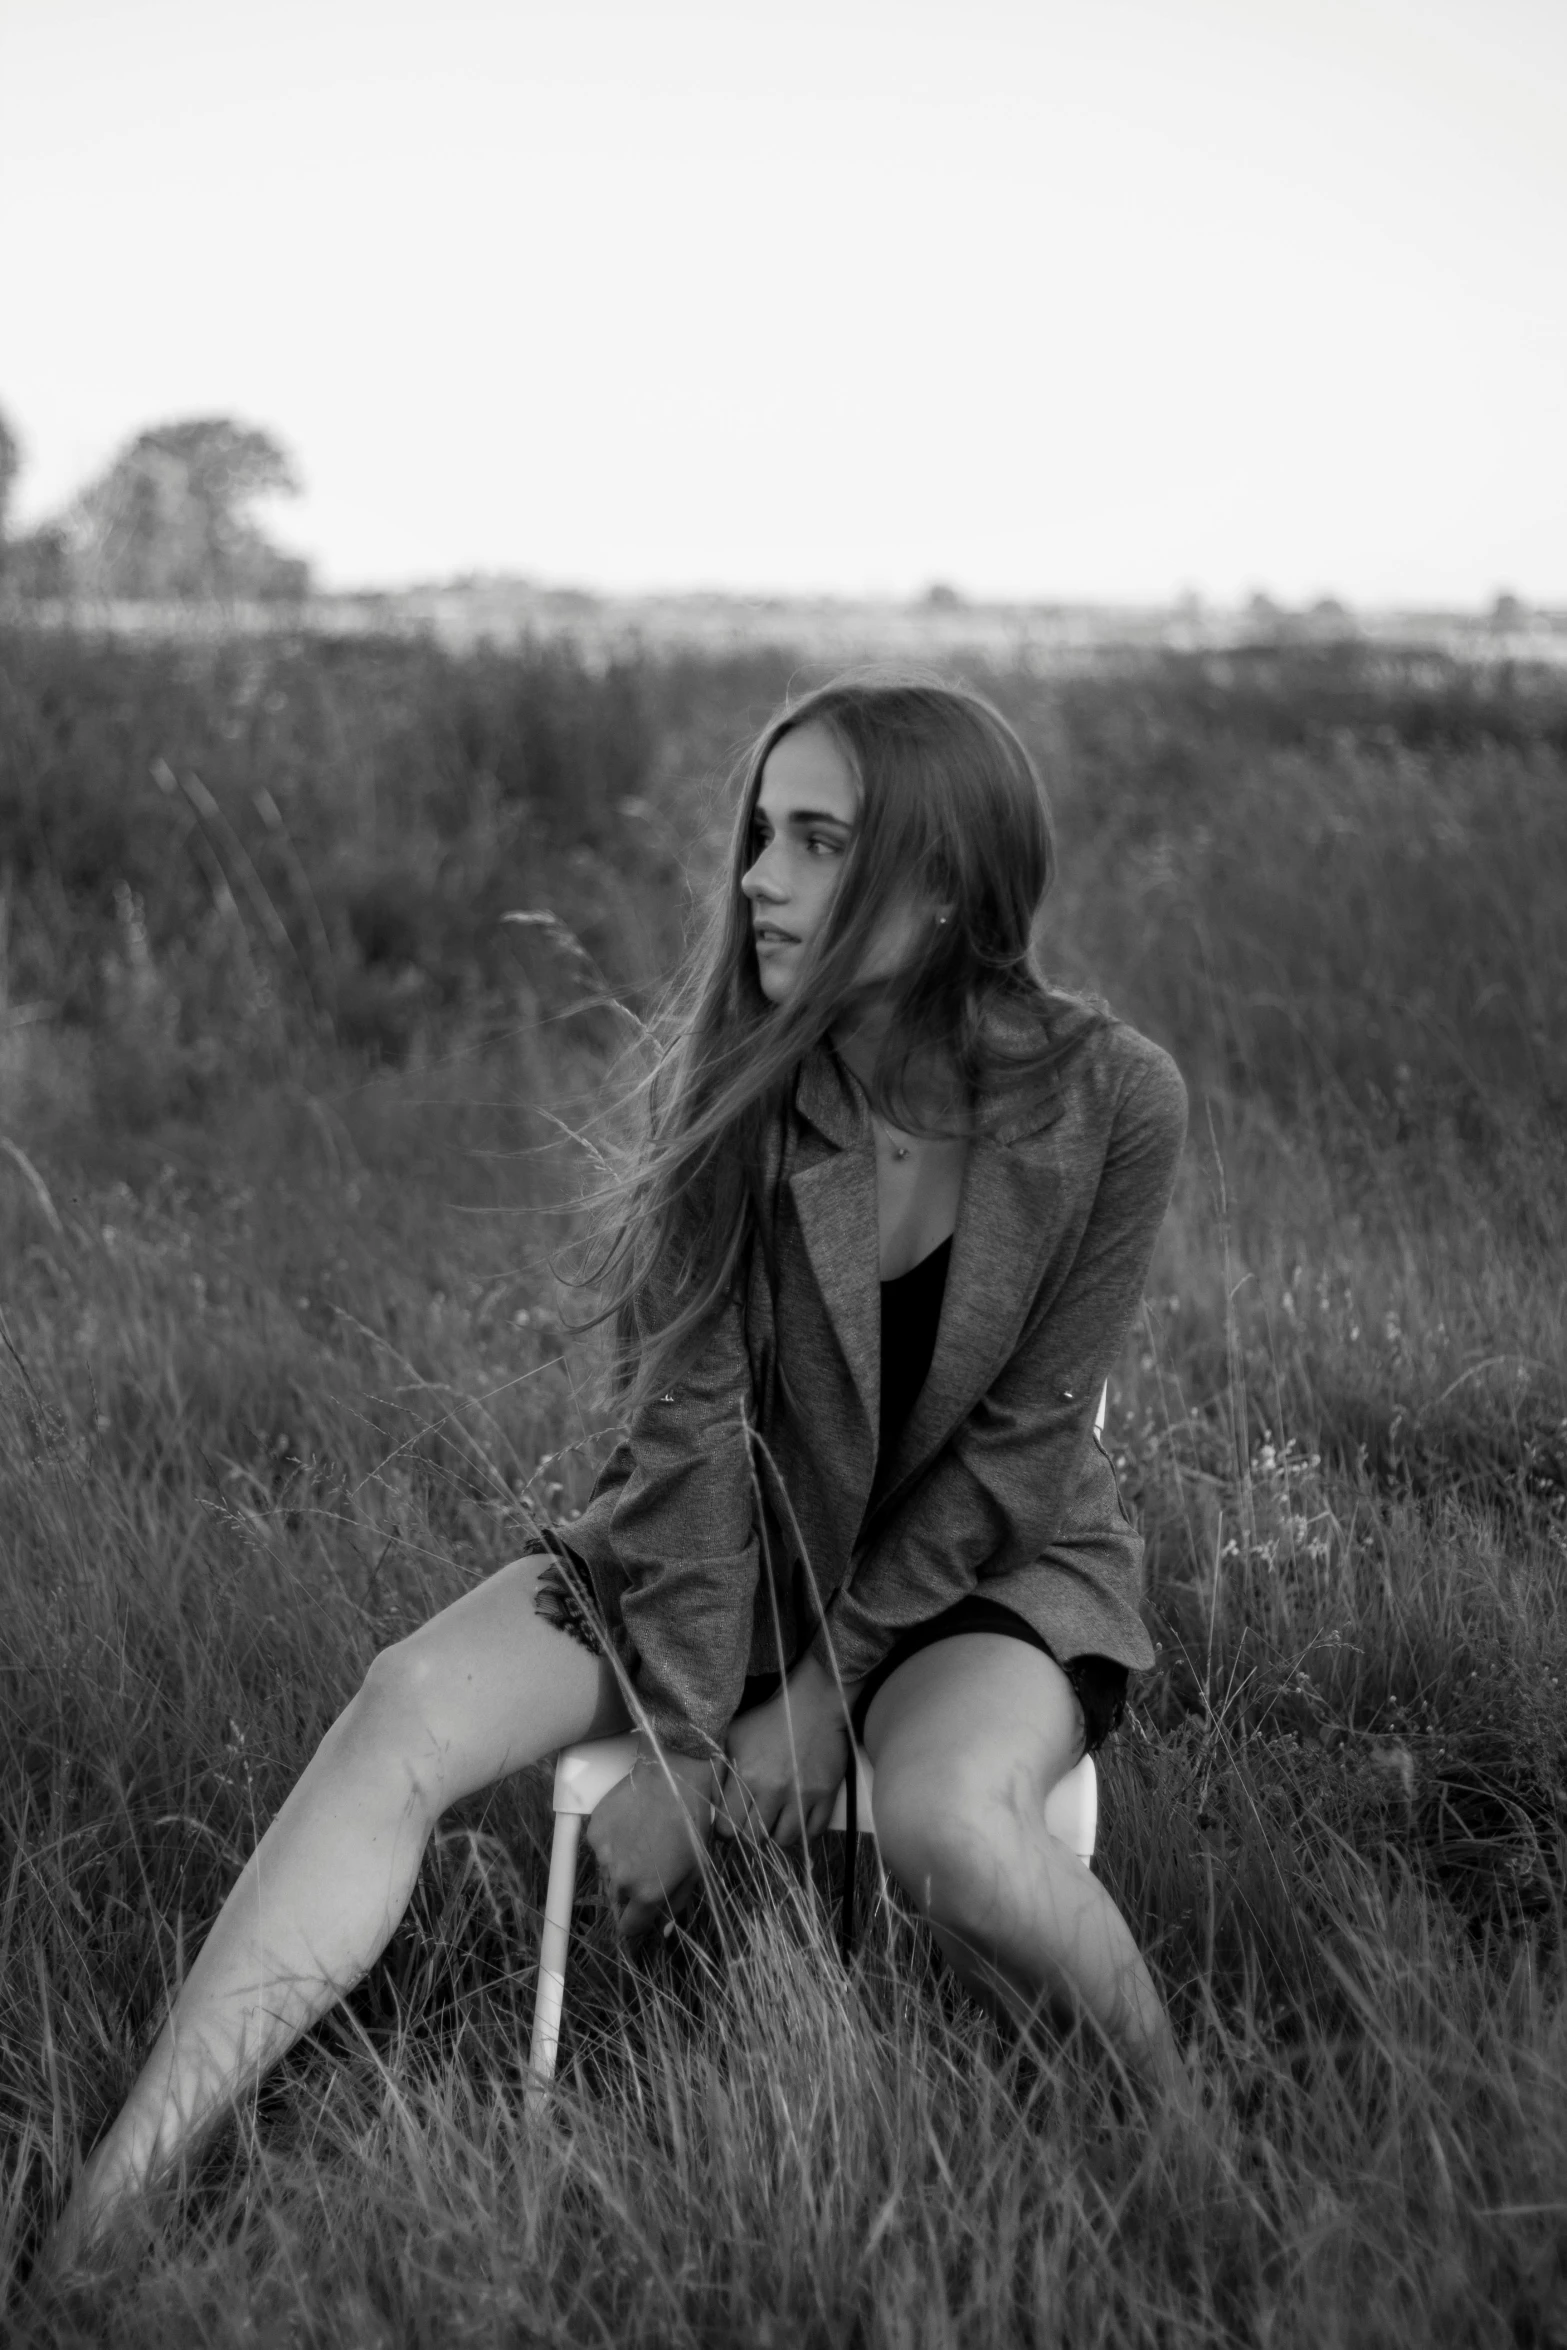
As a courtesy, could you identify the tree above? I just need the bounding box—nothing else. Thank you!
[1306,595,1357,639]
[65,418,311,601]
[7,524,70,600]
[0,408,66,598]
[0,407,19,578]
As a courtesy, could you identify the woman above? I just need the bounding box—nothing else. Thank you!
[58,675,1188,2258]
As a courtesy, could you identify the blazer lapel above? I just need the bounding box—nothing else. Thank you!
[786,1051,881,1457]
[870,1117,1065,1517]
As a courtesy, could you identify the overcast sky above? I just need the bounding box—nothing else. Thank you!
[3,0,1563,605]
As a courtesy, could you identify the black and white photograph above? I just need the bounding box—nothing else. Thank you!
[2,1,1564,2340]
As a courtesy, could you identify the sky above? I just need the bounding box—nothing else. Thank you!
[2,0,1564,606]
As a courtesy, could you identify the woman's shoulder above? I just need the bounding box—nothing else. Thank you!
[1086,1014,1187,1124]
[983,994,1187,1143]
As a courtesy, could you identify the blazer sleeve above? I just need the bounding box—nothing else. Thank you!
[584,1281,762,1759]
[808,1047,1187,1685]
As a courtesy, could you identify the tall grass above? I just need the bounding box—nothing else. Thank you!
[2,627,1565,2344]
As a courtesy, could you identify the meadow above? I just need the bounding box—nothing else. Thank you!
[2,622,1565,2346]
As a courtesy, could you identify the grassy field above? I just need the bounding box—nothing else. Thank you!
[2,626,1565,2346]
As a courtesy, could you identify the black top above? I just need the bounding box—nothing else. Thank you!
[878,1236,953,1464]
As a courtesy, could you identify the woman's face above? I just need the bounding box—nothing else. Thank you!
[740,723,859,1004]
[741,720,936,1006]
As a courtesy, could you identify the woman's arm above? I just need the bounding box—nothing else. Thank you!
[809,1048,1187,1685]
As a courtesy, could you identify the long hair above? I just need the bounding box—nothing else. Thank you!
[582,672,1109,1412]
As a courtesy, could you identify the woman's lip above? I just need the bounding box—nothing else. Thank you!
[754,927,799,944]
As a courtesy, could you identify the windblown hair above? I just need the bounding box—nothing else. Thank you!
[585,672,1109,1412]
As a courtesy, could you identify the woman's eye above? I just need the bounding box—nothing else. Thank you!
[807,835,841,856]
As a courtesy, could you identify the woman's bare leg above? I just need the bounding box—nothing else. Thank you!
[862,1635,1186,2097]
[56,1556,630,2257]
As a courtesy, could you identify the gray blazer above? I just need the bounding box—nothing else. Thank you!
[546,1009,1187,1758]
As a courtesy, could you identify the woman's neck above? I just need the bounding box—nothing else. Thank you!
[828,1012,964,1127]
[826,1013,885,1099]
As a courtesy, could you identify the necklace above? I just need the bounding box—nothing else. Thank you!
[873,1116,913,1162]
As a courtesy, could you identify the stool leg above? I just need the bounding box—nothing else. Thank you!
[526,1806,582,2112]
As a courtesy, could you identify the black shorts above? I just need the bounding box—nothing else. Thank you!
[742,1592,1128,1756]
[534,1554,1128,1758]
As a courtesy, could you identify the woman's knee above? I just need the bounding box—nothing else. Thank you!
[359,1633,427,1714]
[340,1637,452,1803]
[339,1556,621,1804]
[874,1766,1021,1931]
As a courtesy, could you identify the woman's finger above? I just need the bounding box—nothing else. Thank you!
[723,1774,767,1842]
[773,1801,803,1850]
[613,1888,644,1941]
[714,1780,742,1840]
[618,1875,682,1944]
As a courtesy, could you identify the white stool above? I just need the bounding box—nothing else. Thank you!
[524,1730,1099,2107]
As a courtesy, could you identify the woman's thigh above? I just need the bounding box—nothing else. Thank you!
[859,1632,1085,1842]
[361,1553,633,1813]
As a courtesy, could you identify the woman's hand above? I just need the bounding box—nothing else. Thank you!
[718,1652,852,1850]
[585,1744,720,1945]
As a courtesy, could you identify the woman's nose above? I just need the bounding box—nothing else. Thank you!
[741,849,784,903]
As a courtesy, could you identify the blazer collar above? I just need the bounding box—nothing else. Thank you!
[791,1002,1068,1152]
[792,1037,865,1150]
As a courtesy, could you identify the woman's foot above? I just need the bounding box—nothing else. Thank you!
[40,2159,160,2281]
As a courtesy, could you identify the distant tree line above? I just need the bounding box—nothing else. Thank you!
[0,407,311,603]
